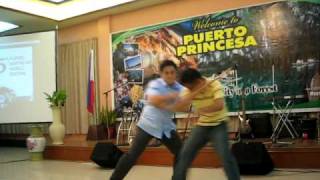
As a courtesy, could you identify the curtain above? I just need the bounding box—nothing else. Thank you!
[58,38,98,134]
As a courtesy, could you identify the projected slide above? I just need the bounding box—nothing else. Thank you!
[0,31,56,124]
[0,47,33,109]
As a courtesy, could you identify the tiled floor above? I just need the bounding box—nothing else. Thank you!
[1,147,320,180]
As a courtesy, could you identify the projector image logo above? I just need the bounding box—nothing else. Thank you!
[0,87,15,109]
[0,63,6,73]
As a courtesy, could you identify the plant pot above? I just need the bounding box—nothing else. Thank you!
[87,124,108,140]
[26,125,46,161]
[107,126,116,139]
[49,107,65,145]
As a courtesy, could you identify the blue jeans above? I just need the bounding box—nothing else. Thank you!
[172,122,240,180]
[110,127,182,180]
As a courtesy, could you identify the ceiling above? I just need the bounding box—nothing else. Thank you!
[0,7,57,36]
[0,0,173,36]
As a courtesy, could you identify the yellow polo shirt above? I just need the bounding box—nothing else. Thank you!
[183,79,229,126]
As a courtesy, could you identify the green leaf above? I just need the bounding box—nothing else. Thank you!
[43,90,67,107]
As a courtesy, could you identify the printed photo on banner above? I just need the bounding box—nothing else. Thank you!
[127,69,144,84]
[123,43,139,57]
[124,55,142,71]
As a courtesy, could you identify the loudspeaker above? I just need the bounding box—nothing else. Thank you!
[231,142,274,175]
[248,113,273,138]
[91,142,123,168]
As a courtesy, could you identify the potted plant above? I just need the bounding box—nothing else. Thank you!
[44,90,67,145]
[99,107,117,139]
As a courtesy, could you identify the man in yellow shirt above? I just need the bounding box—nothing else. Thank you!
[168,68,240,180]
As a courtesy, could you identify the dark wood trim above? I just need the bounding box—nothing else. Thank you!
[44,143,320,169]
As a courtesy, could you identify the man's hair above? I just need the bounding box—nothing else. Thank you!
[159,60,178,71]
[179,68,202,85]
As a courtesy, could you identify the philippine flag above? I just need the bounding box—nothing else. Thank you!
[87,49,95,114]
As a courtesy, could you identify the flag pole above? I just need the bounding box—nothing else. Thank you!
[87,49,97,125]
[92,49,98,125]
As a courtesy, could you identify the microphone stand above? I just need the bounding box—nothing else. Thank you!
[103,82,128,139]
[103,82,129,110]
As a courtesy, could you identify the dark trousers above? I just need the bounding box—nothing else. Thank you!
[172,122,240,180]
[110,127,182,180]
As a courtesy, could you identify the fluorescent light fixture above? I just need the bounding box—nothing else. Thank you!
[48,0,67,2]
[0,21,19,33]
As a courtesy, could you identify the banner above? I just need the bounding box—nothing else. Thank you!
[112,0,320,112]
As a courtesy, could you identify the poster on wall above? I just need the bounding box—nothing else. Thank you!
[112,0,320,112]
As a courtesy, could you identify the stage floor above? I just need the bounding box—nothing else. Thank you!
[44,135,320,169]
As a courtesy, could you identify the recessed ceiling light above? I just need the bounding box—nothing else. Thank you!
[41,0,71,4]
[0,21,19,33]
